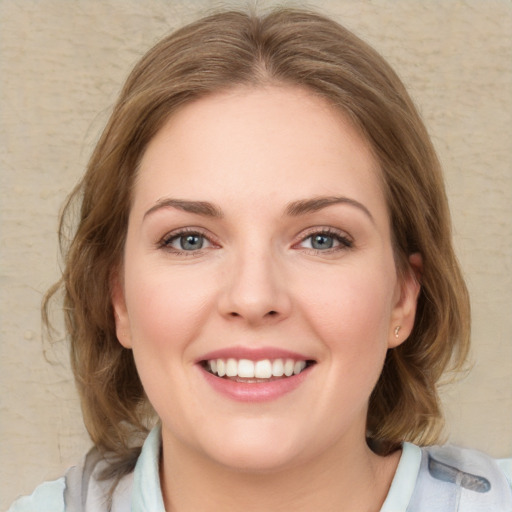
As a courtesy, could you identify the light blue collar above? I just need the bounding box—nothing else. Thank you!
[131,425,166,512]
[130,426,422,512]
[380,442,422,511]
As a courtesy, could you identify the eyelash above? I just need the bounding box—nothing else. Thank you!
[295,228,353,254]
[158,228,215,256]
[158,227,353,256]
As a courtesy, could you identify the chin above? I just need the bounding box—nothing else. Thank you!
[194,420,309,474]
[208,441,302,474]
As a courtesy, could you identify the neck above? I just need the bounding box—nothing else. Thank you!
[160,431,400,512]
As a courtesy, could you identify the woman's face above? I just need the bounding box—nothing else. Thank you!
[113,85,420,472]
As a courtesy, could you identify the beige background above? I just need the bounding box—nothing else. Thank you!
[1,0,511,508]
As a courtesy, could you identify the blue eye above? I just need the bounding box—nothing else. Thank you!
[163,232,212,252]
[311,234,335,250]
[299,230,352,251]
[179,234,204,250]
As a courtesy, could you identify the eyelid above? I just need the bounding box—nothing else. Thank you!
[293,226,354,252]
[156,225,352,255]
[158,226,220,253]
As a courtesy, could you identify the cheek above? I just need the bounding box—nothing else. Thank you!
[122,263,219,426]
[298,261,396,363]
[123,262,217,356]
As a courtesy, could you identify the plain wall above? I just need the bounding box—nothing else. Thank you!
[1,0,511,508]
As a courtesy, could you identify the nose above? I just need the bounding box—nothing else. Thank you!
[217,247,292,326]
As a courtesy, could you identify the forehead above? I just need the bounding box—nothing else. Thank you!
[134,85,387,221]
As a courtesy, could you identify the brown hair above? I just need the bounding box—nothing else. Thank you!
[44,7,470,476]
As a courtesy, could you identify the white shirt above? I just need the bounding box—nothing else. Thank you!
[9,426,512,511]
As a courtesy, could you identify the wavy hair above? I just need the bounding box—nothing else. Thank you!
[44,7,470,478]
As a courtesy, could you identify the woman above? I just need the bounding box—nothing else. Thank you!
[9,7,511,512]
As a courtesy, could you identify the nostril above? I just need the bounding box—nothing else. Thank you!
[225,310,280,320]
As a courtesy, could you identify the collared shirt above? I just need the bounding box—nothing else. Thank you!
[8,426,512,511]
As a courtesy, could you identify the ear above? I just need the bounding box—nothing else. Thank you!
[110,269,133,349]
[388,253,422,348]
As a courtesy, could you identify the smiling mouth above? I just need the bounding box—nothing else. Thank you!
[201,358,316,382]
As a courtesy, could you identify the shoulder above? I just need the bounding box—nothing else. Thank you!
[7,448,133,512]
[7,477,66,512]
[6,427,165,512]
[497,457,512,487]
[409,444,512,511]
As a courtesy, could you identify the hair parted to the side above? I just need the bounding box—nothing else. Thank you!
[43,7,470,478]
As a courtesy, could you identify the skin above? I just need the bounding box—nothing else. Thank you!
[112,85,421,511]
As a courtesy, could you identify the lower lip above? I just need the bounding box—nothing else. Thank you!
[199,365,313,402]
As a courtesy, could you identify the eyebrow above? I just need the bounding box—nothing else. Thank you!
[143,195,373,222]
[285,196,374,223]
[144,198,223,219]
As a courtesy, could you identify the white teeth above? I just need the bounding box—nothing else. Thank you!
[254,360,272,378]
[284,359,295,377]
[272,359,284,377]
[238,359,255,378]
[294,361,306,375]
[226,358,238,377]
[207,357,310,379]
[217,359,226,377]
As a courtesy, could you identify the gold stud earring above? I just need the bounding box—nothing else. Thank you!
[394,326,401,338]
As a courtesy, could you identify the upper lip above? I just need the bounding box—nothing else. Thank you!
[196,346,314,363]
